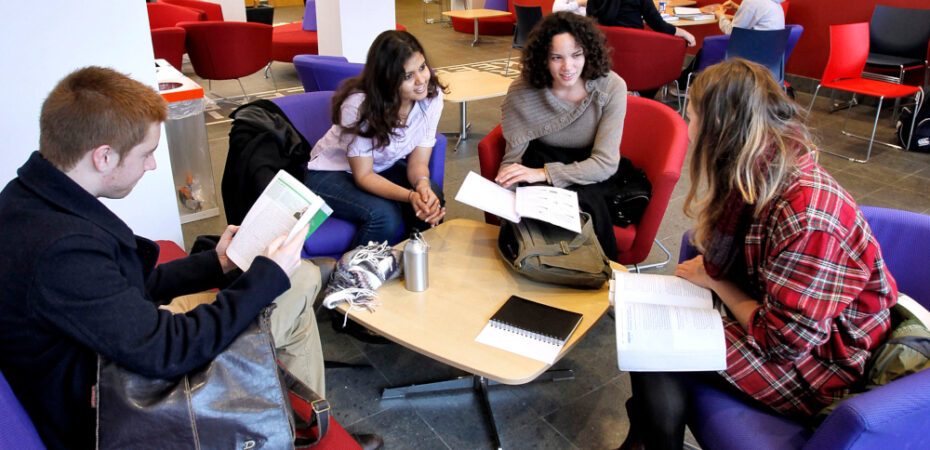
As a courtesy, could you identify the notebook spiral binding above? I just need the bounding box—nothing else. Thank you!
[490,319,564,346]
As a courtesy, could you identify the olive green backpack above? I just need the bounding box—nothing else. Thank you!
[814,296,930,424]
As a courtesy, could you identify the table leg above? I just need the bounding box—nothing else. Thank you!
[475,376,502,450]
[472,18,480,46]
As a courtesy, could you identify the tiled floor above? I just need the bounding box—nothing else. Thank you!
[174,2,930,448]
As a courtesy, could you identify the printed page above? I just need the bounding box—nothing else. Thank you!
[613,270,713,310]
[614,296,726,371]
[226,170,329,271]
[674,6,702,15]
[474,323,563,364]
[453,171,520,223]
[514,186,582,233]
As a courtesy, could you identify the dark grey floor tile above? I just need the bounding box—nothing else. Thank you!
[324,353,396,427]
[500,419,579,450]
[543,377,632,449]
[344,404,451,450]
[359,339,469,387]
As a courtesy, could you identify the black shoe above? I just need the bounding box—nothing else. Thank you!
[350,433,384,450]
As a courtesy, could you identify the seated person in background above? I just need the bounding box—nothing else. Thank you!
[553,0,587,15]
[677,0,784,88]
[496,12,627,261]
[586,0,695,99]
[305,30,446,248]
[0,67,331,449]
[619,59,896,450]
[714,0,785,35]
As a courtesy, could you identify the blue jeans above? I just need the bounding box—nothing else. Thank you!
[305,161,444,248]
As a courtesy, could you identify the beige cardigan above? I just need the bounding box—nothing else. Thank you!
[500,72,627,188]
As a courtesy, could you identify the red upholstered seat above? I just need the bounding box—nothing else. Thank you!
[151,27,187,70]
[478,97,688,267]
[451,16,514,35]
[599,25,687,92]
[273,22,319,63]
[161,0,224,21]
[147,2,204,29]
[179,21,273,81]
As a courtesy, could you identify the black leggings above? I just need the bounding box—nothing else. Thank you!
[625,371,759,450]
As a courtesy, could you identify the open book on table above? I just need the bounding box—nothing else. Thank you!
[454,171,582,233]
[226,170,332,271]
[611,270,726,371]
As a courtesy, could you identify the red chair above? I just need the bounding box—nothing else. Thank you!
[781,0,789,19]
[478,97,689,268]
[271,0,319,67]
[178,21,275,101]
[147,2,204,28]
[599,25,687,109]
[807,22,924,163]
[161,0,224,21]
[151,27,187,70]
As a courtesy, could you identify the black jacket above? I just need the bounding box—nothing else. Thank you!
[0,152,290,449]
[587,0,676,35]
[223,100,312,225]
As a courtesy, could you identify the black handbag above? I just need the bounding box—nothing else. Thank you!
[96,307,329,449]
[605,157,652,228]
[498,212,612,289]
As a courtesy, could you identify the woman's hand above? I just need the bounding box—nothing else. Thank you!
[215,225,240,273]
[410,180,445,226]
[675,28,697,47]
[495,164,547,188]
[674,255,714,290]
[722,0,739,11]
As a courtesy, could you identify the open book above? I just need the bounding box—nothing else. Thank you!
[674,6,714,20]
[611,270,726,371]
[226,170,332,271]
[454,171,582,233]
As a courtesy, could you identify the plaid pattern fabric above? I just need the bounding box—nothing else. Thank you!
[719,154,897,415]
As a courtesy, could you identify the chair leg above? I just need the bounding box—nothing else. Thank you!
[625,239,672,273]
[236,78,250,103]
[505,46,514,77]
[267,64,278,93]
[263,62,271,79]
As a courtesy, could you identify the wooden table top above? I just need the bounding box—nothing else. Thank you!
[441,8,513,20]
[438,71,513,103]
[337,219,618,385]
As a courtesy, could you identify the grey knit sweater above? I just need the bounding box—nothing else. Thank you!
[500,71,627,188]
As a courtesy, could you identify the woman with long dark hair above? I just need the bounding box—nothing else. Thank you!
[619,59,896,449]
[496,11,626,260]
[305,30,446,247]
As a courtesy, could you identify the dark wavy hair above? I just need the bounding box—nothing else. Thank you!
[331,30,445,151]
[520,11,612,89]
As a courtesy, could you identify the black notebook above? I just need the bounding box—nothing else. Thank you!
[488,296,583,346]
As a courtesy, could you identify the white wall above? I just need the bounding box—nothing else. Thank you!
[0,2,184,246]
[317,0,396,63]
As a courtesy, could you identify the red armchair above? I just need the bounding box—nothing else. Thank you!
[146,3,205,70]
[161,0,224,21]
[451,0,514,36]
[147,2,204,28]
[599,25,687,107]
[478,97,689,269]
[178,21,275,100]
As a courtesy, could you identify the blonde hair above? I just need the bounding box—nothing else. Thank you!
[684,59,816,251]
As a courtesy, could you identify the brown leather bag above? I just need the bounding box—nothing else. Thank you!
[497,212,612,289]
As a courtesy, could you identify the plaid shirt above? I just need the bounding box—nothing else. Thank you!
[720,154,896,415]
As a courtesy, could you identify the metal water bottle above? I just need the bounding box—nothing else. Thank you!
[403,230,429,292]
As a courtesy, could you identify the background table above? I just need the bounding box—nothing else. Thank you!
[442,9,512,46]
[437,71,513,151]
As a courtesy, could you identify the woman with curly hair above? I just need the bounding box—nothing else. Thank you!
[496,11,627,260]
[305,30,446,247]
[618,59,895,449]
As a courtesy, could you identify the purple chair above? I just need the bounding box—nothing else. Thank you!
[292,55,363,92]
[0,368,45,449]
[677,205,930,449]
[270,91,447,258]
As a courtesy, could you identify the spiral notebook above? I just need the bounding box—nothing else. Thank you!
[474,295,583,364]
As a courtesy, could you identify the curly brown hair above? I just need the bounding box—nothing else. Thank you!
[520,11,612,89]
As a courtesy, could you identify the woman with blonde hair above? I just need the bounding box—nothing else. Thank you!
[618,59,896,449]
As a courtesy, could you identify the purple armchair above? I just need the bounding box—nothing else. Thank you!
[0,368,45,449]
[292,55,363,93]
[270,91,446,258]
[677,205,930,449]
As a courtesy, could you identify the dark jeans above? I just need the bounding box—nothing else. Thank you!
[304,161,444,248]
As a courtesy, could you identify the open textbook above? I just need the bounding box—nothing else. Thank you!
[611,270,726,371]
[674,6,714,20]
[454,171,582,233]
[226,170,332,271]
